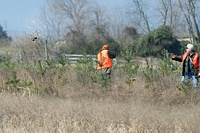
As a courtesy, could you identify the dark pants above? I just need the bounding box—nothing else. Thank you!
[98,68,111,87]
[99,68,111,79]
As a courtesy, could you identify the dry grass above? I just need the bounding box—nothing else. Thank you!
[0,94,200,132]
[0,65,200,132]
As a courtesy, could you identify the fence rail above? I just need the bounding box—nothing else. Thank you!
[64,54,96,61]
[64,54,149,67]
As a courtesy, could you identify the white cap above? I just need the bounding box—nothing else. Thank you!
[186,44,194,50]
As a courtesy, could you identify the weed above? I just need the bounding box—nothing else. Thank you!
[121,48,134,63]
[58,54,69,66]
[76,53,95,87]
[38,60,48,76]
[176,78,193,94]
[158,50,180,75]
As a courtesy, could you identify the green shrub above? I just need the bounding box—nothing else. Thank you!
[76,53,95,87]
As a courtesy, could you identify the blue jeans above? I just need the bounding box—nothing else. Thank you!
[181,72,198,88]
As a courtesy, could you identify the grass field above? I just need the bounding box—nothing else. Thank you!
[0,90,200,132]
[0,47,199,132]
[0,63,200,132]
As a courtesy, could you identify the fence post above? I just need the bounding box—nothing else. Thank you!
[45,39,48,60]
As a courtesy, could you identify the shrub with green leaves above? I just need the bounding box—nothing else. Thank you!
[121,48,134,63]
[158,50,180,76]
[142,50,181,101]
[75,53,95,87]
[57,54,70,66]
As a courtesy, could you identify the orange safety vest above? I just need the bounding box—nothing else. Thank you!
[182,51,199,69]
[97,49,112,70]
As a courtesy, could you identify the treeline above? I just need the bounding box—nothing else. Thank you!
[3,0,200,62]
[0,25,12,46]
[21,0,200,59]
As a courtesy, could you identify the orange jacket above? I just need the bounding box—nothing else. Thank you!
[182,51,199,69]
[97,49,112,70]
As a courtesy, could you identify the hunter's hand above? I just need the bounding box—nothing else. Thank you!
[198,73,200,77]
[170,53,175,59]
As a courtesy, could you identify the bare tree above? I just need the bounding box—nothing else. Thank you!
[37,0,67,42]
[38,0,93,42]
[154,0,184,34]
[128,0,151,33]
[179,0,200,43]
[169,1,186,34]
[37,0,95,54]
[111,11,129,45]
[89,4,108,41]
[51,0,92,34]
[157,0,173,27]
[179,0,194,41]
[187,0,200,42]
[162,0,169,26]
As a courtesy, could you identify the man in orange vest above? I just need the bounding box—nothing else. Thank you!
[97,44,113,81]
[171,43,199,88]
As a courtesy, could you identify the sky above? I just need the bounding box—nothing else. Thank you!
[0,0,127,38]
[0,0,44,36]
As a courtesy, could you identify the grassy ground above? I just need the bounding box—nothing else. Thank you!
[0,61,200,132]
[0,46,199,132]
[0,92,200,132]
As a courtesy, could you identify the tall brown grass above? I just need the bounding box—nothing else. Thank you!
[0,62,200,132]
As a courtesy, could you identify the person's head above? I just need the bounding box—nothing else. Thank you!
[186,43,194,52]
[102,44,109,50]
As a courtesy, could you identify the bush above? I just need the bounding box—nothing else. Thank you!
[137,25,181,56]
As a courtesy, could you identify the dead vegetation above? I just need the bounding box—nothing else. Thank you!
[0,50,198,132]
[0,56,200,132]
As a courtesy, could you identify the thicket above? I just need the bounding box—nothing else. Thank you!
[1,24,200,105]
[0,48,200,106]
[0,25,12,46]
[12,25,193,67]
[137,25,182,56]
[61,25,186,59]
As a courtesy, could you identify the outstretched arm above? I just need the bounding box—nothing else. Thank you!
[170,53,182,62]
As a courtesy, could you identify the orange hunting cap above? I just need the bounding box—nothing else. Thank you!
[102,44,109,50]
